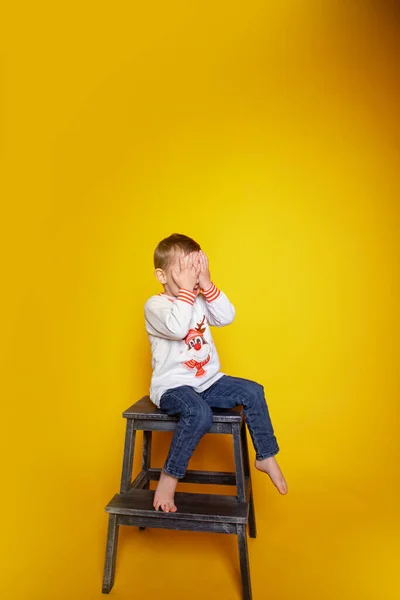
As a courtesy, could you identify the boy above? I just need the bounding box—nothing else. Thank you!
[144,233,287,513]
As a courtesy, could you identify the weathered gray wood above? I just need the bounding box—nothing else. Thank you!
[233,423,246,503]
[120,419,136,493]
[147,468,236,486]
[102,514,119,594]
[123,396,242,423]
[131,419,234,434]
[240,422,257,538]
[118,514,236,534]
[139,432,152,531]
[142,430,152,473]
[132,420,179,432]
[237,523,252,600]
[106,489,248,524]
[129,470,148,490]
[248,490,257,539]
[240,421,251,478]
[104,395,255,597]
[127,462,149,528]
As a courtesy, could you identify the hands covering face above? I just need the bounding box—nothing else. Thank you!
[171,250,212,292]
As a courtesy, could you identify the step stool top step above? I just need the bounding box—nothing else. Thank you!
[106,489,248,524]
[123,396,243,423]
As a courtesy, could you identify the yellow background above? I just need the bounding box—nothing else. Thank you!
[1,1,399,599]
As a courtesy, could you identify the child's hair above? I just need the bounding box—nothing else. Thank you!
[154,233,201,270]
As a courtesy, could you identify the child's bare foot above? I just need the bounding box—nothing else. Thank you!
[255,456,288,495]
[153,470,178,513]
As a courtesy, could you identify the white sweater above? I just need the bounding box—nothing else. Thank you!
[144,283,235,407]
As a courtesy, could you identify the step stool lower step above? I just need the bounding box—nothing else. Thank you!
[106,489,248,527]
[103,490,251,598]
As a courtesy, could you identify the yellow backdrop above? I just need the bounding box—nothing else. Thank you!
[1,1,399,599]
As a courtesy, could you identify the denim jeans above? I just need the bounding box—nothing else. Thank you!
[159,375,279,479]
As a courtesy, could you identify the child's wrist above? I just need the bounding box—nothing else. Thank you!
[177,288,196,306]
[202,281,213,293]
[202,282,220,302]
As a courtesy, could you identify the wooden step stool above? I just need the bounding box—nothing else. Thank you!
[102,396,257,599]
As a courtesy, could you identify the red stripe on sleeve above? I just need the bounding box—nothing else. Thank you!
[203,283,221,302]
[177,288,196,305]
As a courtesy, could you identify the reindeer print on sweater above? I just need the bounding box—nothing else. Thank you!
[182,316,211,377]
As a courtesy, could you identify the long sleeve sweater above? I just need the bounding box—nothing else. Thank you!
[144,283,235,406]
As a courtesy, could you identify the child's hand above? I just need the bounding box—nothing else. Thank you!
[198,251,212,291]
[171,254,199,291]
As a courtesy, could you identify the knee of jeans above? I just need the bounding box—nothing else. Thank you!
[247,381,265,404]
[193,403,214,432]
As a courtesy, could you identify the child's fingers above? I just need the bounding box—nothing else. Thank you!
[200,252,207,272]
[190,252,200,276]
[180,255,189,271]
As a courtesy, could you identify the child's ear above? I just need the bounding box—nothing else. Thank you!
[155,268,167,285]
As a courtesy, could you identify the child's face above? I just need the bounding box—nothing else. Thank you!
[158,249,200,297]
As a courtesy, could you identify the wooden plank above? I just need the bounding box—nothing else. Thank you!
[244,477,251,503]
[237,523,252,600]
[232,422,246,502]
[131,420,234,434]
[102,514,119,594]
[248,490,257,539]
[147,468,236,486]
[240,422,257,538]
[139,431,153,530]
[129,470,148,490]
[118,514,236,534]
[120,419,136,493]
[130,471,149,530]
[240,421,250,478]
[142,430,152,472]
[123,396,242,423]
[105,489,248,524]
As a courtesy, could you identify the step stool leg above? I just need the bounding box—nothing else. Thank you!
[102,514,119,594]
[142,430,153,488]
[139,430,153,531]
[240,421,251,479]
[247,491,257,539]
[232,422,246,502]
[240,422,257,538]
[120,419,136,493]
[237,523,252,600]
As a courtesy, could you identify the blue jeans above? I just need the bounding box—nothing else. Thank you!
[159,375,279,479]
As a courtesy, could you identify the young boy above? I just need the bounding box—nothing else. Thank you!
[144,233,287,513]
